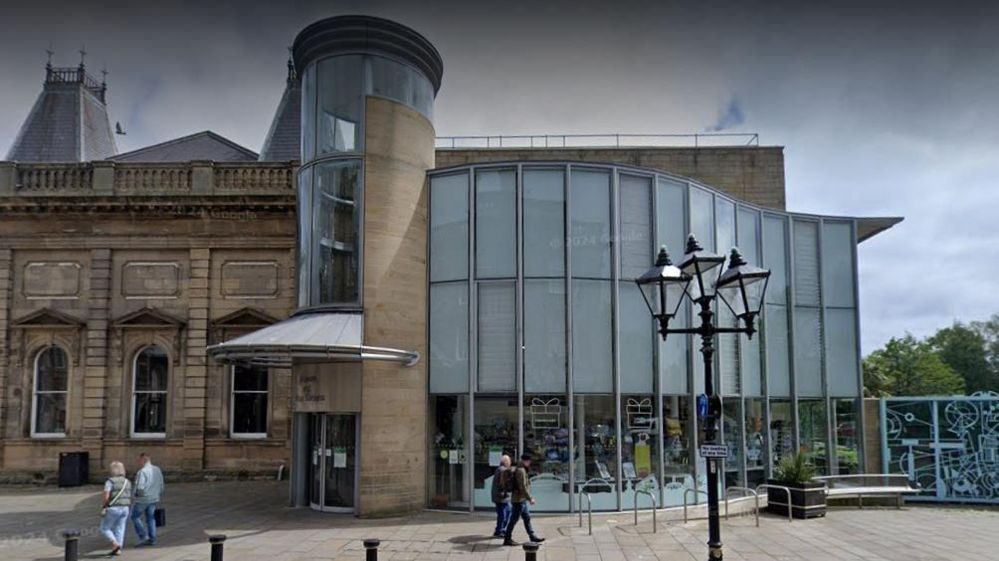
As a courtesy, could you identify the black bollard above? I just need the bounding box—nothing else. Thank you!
[62,530,80,561]
[523,542,540,561]
[209,534,227,561]
[363,539,380,561]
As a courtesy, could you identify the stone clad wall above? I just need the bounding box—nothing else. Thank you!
[358,96,433,516]
[435,146,786,210]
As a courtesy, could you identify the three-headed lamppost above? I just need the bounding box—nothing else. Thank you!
[635,234,770,561]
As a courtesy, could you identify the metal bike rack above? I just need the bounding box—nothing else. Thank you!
[633,488,658,533]
[682,487,709,523]
[755,483,793,523]
[724,486,760,527]
[577,478,609,535]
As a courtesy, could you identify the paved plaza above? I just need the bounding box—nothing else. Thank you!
[1,481,997,561]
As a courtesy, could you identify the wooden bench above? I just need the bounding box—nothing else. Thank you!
[813,474,921,508]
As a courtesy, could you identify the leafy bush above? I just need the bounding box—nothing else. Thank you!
[772,452,816,485]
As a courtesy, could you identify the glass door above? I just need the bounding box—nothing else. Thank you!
[307,413,358,512]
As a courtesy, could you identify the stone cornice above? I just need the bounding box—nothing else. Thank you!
[0,194,295,215]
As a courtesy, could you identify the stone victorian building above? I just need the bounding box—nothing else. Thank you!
[1,16,898,517]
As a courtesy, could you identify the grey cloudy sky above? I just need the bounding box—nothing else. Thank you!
[2,0,997,353]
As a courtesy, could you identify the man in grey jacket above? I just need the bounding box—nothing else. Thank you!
[490,455,512,537]
[131,453,164,546]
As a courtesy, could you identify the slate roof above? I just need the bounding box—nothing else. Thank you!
[111,131,258,162]
[6,68,117,162]
[258,65,301,161]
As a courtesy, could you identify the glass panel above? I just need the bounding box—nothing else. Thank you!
[317,55,362,154]
[35,393,66,434]
[662,396,695,507]
[737,207,761,264]
[523,169,565,277]
[769,399,794,466]
[314,160,361,305]
[620,394,660,509]
[301,64,316,161]
[571,280,612,393]
[524,279,566,393]
[297,166,313,306]
[821,221,855,308]
[826,308,860,397]
[765,304,791,396]
[794,307,823,397]
[324,415,356,508]
[309,415,323,506]
[475,169,516,278]
[722,398,744,488]
[833,399,860,474]
[661,306,689,394]
[715,198,735,255]
[798,399,829,475]
[367,55,434,120]
[477,281,516,392]
[430,395,469,509]
[232,393,268,435]
[36,347,68,391]
[742,331,762,397]
[573,394,617,511]
[430,172,469,282]
[430,282,469,393]
[619,174,653,279]
[792,220,820,306]
[233,364,268,392]
[718,307,740,396]
[569,169,611,278]
[656,177,686,258]
[472,398,519,509]
[745,398,766,487]
[524,394,570,511]
[688,186,714,252]
[620,283,654,394]
[134,347,169,392]
[763,215,788,305]
[133,393,167,434]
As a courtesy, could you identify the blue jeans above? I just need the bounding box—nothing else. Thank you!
[100,506,129,548]
[503,501,537,541]
[493,501,511,535]
[131,503,157,543]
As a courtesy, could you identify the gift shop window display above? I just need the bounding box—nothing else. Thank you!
[523,395,570,511]
[573,395,618,510]
[721,399,744,488]
[473,397,519,508]
[662,396,695,506]
[744,399,767,487]
[430,395,469,510]
[620,394,659,509]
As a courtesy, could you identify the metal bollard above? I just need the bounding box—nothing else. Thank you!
[363,539,380,561]
[62,530,80,561]
[523,542,540,561]
[209,534,227,561]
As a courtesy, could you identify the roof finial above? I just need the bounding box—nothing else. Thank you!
[78,44,87,69]
[45,42,54,70]
[286,46,296,83]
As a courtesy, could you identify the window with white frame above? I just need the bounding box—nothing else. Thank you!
[231,364,268,438]
[132,346,168,437]
[32,346,68,437]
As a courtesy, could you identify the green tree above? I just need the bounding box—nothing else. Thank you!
[928,322,996,393]
[971,314,999,391]
[863,335,966,397]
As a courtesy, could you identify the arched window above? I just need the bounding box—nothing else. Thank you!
[32,346,68,437]
[132,346,168,437]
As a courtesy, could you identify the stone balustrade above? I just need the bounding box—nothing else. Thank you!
[0,161,298,196]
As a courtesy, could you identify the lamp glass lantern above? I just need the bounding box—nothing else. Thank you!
[635,246,690,333]
[678,234,726,303]
[715,247,771,330]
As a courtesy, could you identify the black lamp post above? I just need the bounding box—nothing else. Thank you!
[636,235,770,561]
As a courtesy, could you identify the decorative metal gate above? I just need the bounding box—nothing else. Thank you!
[881,393,999,503]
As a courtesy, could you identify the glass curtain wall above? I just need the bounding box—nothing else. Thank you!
[427,163,865,511]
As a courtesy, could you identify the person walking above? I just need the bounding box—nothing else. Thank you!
[99,461,132,556]
[490,454,512,537]
[131,452,165,546]
[502,454,545,546]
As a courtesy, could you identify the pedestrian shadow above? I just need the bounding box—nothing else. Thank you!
[448,534,505,552]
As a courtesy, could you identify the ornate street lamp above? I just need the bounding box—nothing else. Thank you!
[635,234,770,561]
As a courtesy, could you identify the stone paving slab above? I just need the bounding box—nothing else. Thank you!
[1,481,997,561]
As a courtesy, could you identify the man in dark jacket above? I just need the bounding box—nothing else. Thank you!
[503,454,545,546]
[490,454,512,537]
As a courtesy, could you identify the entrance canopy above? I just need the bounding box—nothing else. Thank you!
[207,312,419,367]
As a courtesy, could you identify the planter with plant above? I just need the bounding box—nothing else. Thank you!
[767,452,826,519]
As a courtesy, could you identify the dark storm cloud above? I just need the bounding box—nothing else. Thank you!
[2,0,997,353]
